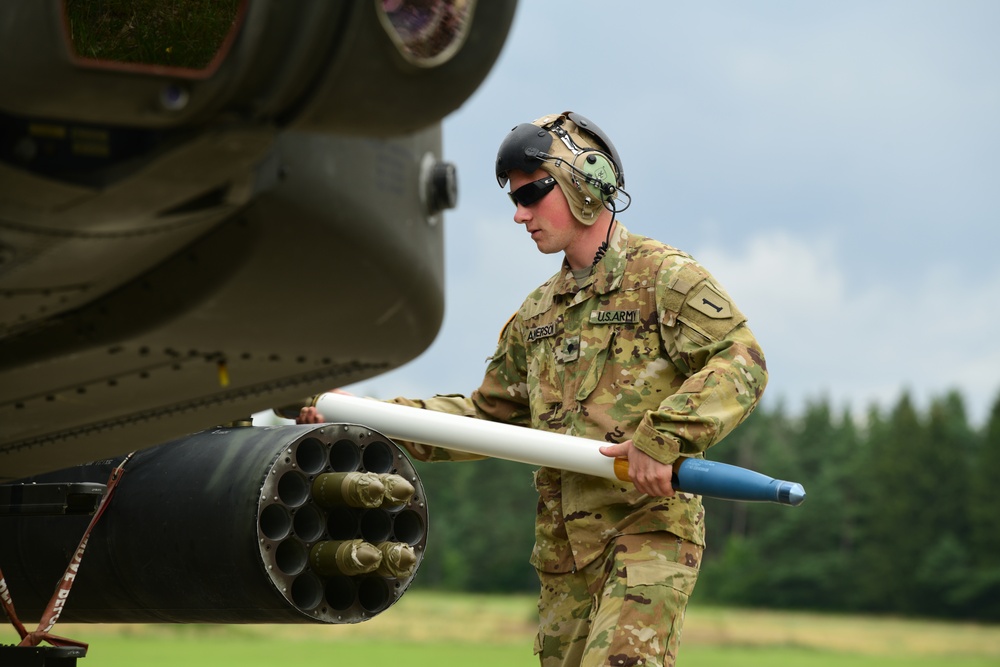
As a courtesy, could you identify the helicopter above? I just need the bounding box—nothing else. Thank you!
[0,0,517,661]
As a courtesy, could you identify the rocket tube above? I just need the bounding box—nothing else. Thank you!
[375,543,418,577]
[310,540,383,576]
[379,474,416,507]
[314,392,805,506]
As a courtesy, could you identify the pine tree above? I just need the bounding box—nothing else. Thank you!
[845,403,885,611]
[913,391,975,616]
[962,391,1000,619]
[746,399,859,609]
[853,394,933,613]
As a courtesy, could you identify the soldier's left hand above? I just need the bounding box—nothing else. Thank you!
[296,406,325,424]
[599,440,675,497]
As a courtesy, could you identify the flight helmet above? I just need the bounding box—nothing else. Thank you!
[495,111,625,225]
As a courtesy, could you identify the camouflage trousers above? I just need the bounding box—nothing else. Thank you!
[534,532,702,667]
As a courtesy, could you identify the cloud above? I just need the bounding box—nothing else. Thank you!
[692,231,1000,424]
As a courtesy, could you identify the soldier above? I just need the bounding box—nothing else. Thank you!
[300,111,768,667]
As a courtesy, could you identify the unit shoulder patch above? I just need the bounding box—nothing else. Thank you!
[688,284,732,319]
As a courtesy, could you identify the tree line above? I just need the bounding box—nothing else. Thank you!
[409,389,1000,622]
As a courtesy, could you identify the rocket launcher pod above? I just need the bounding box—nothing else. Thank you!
[0,424,428,624]
[313,392,806,506]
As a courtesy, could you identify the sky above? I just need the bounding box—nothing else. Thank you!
[346,0,1000,427]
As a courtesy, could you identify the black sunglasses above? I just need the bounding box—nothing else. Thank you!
[508,176,557,207]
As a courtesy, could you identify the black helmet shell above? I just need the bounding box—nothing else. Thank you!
[495,123,553,187]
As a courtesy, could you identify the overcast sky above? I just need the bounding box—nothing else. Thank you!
[347,0,1000,427]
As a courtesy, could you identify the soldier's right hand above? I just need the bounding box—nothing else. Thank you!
[599,440,676,498]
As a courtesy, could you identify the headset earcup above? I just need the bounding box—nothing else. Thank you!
[579,152,617,201]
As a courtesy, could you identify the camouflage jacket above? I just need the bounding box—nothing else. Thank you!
[392,223,767,573]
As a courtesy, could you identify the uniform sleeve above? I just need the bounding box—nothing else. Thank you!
[388,315,532,462]
[470,312,532,427]
[631,258,768,465]
[387,394,487,462]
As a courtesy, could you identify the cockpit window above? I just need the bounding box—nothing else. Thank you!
[62,0,245,78]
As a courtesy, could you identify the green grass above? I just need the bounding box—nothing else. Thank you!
[679,647,1000,667]
[44,591,1000,666]
[84,637,534,667]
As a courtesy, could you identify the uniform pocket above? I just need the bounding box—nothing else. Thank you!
[527,339,562,408]
[627,559,699,596]
[575,326,616,402]
[586,559,700,667]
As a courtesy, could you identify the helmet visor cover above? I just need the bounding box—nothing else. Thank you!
[495,123,553,187]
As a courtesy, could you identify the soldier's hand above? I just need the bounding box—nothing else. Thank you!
[296,406,325,424]
[296,388,355,424]
[599,440,675,498]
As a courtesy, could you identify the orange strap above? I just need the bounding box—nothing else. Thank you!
[0,567,28,641]
[1,453,134,649]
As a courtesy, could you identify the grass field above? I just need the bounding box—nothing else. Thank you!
[45,591,1000,666]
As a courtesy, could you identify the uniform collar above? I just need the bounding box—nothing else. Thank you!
[555,221,629,297]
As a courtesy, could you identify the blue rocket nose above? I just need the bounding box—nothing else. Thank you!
[778,482,807,506]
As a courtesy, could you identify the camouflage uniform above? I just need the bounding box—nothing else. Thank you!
[393,222,767,666]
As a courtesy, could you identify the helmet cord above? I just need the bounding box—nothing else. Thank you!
[591,200,617,266]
